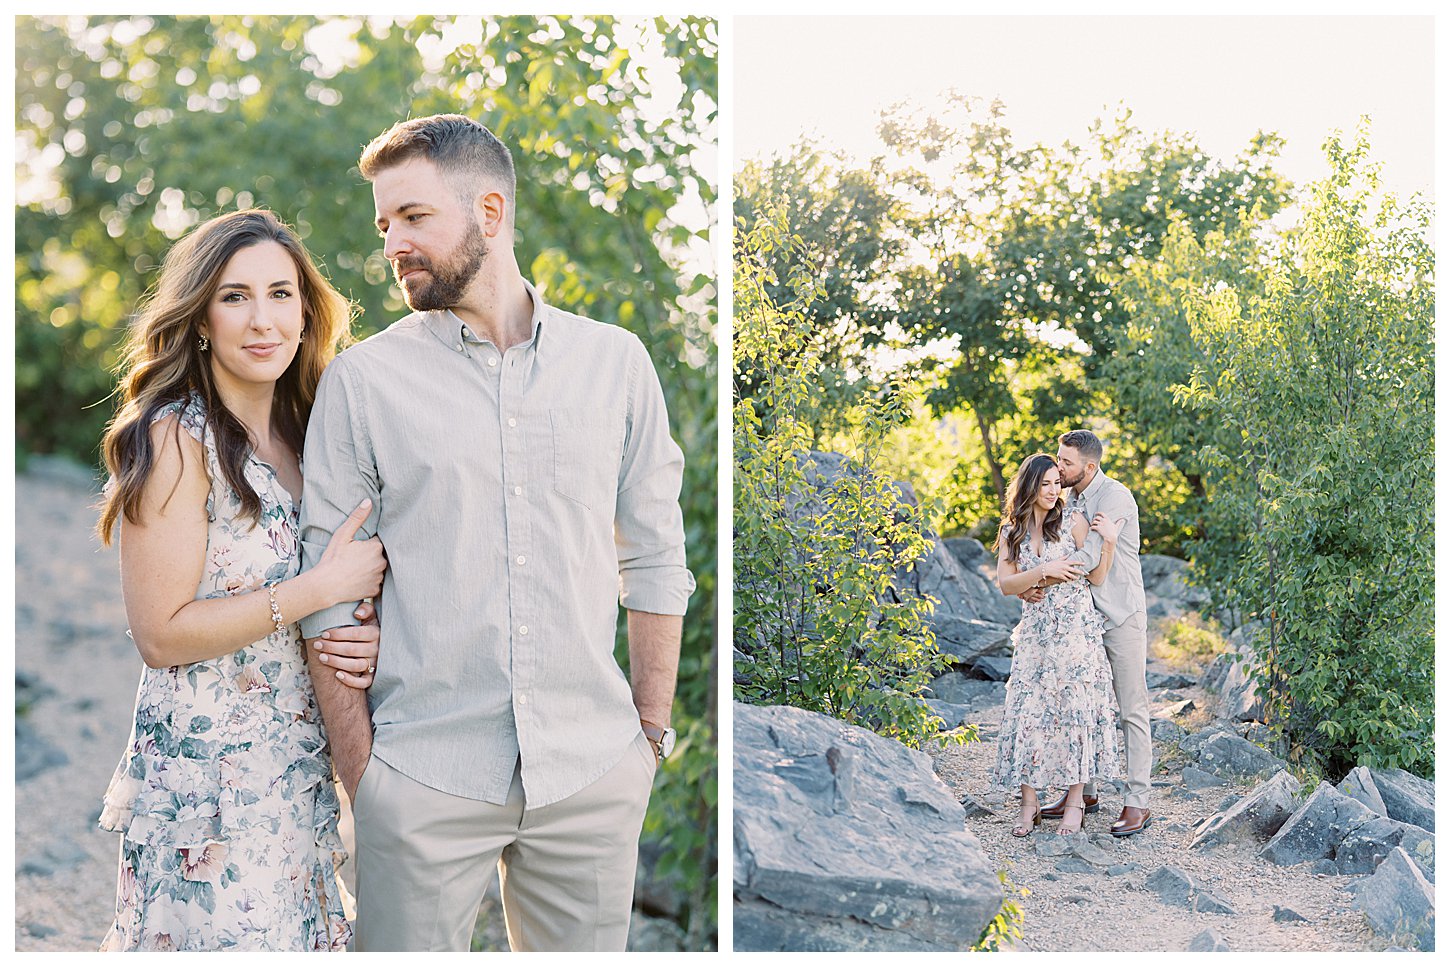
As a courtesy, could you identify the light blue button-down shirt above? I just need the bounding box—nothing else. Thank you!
[298,281,694,807]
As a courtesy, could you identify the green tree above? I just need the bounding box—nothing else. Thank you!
[16,14,717,945]
[733,202,965,750]
[1175,126,1433,778]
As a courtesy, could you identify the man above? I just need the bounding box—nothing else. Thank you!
[1025,429,1152,836]
[297,114,694,951]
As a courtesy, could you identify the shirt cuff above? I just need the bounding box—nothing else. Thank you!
[619,565,696,616]
[299,600,363,640]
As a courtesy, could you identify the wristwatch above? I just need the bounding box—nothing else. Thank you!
[640,720,676,762]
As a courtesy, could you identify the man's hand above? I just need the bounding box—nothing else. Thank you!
[1017,586,1046,604]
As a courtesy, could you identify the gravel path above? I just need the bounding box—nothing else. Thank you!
[931,681,1378,951]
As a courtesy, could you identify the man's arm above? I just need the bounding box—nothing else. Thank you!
[628,609,681,730]
[299,358,381,797]
[614,336,693,738]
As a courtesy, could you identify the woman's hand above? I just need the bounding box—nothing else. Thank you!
[313,599,380,689]
[1041,558,1086,582]
[315,499,387,605]
[1091,514,1126,544]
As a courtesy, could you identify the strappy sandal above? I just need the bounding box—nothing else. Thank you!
[1011,804,1042,838]
[1056,797,1086,836]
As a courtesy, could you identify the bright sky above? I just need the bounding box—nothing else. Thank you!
[735,16,1434,201]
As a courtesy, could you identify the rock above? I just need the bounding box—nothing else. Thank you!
[1158,690,1186,703]
[909,528,1017,663]
[1158,698,1197,718]
[1273,905,1309,923]
[18,836,90,877]
[1188,729,1286,780]
[1334,816,1435,881]
[1181,766,1229,790]
[14,719,69,783]
[1146,670,1197,690]
[1139,555,1212,609]
[1151,718,1186,744]
[927,674,1002,708]
[1055,857,1095,874]
[922,700,972,729]
[628,914,687,952]
[1310,859,1339,876]
[1190,770,1302,849]
[1348,846,1435,951]
[1186,928,1231,951]
[941,538,1024,627]
[1337,765,1389,817]
[635,838,687,919]
[1261,781,1376,866]
[1106,863,1139,876]
[967,655,1013,683]
[1144,865,1237,915]
[930,619,1014,666]
[1033,837,1074,858]
[734,703,1002,951]
[1369,768,1435,833]
[1216,654,1264,722]
[957,792,994,820]
[24,923,59,940]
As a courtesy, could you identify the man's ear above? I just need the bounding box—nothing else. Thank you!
[476,189,508,237]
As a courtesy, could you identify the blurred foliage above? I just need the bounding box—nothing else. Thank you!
[15,14,717,946]
[733,203,971,752]
[1174,126,1434,779]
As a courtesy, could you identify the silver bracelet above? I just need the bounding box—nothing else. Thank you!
[267,585,285,636]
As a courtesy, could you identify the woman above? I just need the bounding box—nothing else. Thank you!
[95,209,386,950]
[990,453,1123,836]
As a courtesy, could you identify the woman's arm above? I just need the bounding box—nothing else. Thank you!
[998,536,1086,595]
[1071,512,1089,549]
[120,415,384,670]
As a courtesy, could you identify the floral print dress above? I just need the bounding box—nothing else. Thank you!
[992,513,1122,791]
[99,395,352,951]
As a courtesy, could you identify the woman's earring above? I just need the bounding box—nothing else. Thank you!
[198,334,210,352]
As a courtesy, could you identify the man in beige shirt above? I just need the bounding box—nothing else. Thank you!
[1028,429,1152,836]
[298,114,694,950]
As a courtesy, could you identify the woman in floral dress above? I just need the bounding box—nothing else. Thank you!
[96,210,388,950]
[991,453,1124,837]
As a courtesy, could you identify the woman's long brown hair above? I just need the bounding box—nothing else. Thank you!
[994,452,1065,564]
[98,209,354,544]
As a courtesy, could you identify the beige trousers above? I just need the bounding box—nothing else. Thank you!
[1085,611,1153,809]
[352,732,657,952]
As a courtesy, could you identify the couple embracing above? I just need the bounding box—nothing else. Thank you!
[990,430,1152,839]
[95,114,694,951]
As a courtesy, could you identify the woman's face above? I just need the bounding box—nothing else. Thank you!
[1035,465,1062,512]
[199,241,304,397]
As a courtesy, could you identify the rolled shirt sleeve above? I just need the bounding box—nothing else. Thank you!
[1066,486,1137,571]
[298,357,382,639]
[614,336,695,616]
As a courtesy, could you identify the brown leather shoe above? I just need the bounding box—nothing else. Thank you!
[1041,790,1100,819]
[1111,806,1152,837]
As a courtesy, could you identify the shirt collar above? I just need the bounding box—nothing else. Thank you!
[421,277,549,356]
[1078,468,1108,503]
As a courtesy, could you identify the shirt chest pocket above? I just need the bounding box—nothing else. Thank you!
[550,408,624,510]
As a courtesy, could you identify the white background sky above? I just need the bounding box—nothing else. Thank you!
[735,16,1434,201]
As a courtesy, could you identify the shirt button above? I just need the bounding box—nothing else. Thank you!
[507,418,517,428]
[516,555,526,565]
[518,693,529,706]
[488,357,499,367]
[455,343,463,351]
[513,486,522,496]
[518,625,528,635]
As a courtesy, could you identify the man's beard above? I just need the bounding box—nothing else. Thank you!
[395,220,488,311]
[1059,467,1084,489]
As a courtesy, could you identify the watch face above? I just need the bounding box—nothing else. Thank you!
[660,728,677,759]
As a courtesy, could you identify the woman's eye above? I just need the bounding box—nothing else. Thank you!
[221,292,244,303]
[272,289,294,300]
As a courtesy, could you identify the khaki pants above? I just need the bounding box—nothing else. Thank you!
[1085,611,1153,809]
[352,732,657,951]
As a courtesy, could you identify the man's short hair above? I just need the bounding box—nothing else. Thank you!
[359,114,516,213]
[1058,429,1104,463]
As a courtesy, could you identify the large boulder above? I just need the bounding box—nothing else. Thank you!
[1348,846,1435,951]
[734,703,1003,951]
[1370,767,1435,833]
[1261,782,1376,867]
[1335,816,1435,881]
[940,537,1024,628]
[1140,555,1212,618]
[1190,770,1302,849]
[1337,765,1389,817]
[1182,725,1286,780]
